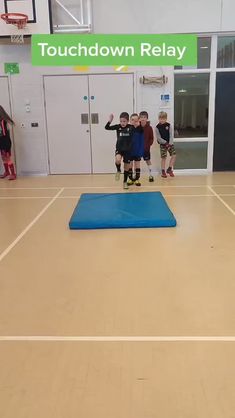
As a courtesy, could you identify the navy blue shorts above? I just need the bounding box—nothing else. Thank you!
[130,156,141,162]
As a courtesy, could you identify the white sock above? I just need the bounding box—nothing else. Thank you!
[148,165,152,174]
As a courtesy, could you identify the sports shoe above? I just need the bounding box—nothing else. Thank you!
[123,182,129,190]
[127,179,134,185]
[149,175,154,182]
[167,168,175,177]
[0,172,9,179]
[161,171,167,178]
[8,175,16,181]
[135,180,141,186]
[115,172,121,181]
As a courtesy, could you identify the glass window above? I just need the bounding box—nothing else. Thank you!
[175,37,211,70]
[217,36,235,68]
[174,142,208,169]
[174,73,210,138]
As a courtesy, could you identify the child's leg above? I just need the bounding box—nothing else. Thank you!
[161,158,166,170]
[6,153,16,180]
[127,160,134,185]
[146,159,154,181]
[161,158,167,178]
[115,153,121,171]
[115,153,122,180]
[0,151,10,178]
[169,155,176,168]
[146,159,151,170]
[123,162,130,189]
[160,145,167,178]
[134,160,141,186]
[167,146,177,177]
[128,160,134,180]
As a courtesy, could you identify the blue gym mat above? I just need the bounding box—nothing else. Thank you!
[69,192,176,230]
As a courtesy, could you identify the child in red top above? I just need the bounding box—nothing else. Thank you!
[0,106,16,180]
[139,111,154,182]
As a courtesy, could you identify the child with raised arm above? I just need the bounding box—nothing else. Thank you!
[105,112,133,189]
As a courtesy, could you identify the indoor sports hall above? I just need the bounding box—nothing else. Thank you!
[0,1,235,417]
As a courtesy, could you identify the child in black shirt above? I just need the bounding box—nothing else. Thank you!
[105,112,133,189]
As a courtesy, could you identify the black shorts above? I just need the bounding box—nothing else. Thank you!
[143,151,151,161]
[115,149,131,164]
[0,136,11,153]
[130,156,141,162]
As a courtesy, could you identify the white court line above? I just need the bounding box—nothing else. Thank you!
[0,194,216,200]
[208,186,235,216]
[59,184,235,189]
[220,194,235,196]
[0,187,60,190]
[1,193,234,200]
[59,194,215,198]
[0,184,234,190]
[0,188,64,263]
[0,197,55,200]
[0,336,235,342]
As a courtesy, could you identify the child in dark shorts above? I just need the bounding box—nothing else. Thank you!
[127,113,144,187]
[105,112,133,189]
[156,111,176,178]
[139,111,154,182]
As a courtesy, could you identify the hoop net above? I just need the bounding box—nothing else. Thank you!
[11,34,24,44]
[1,13,28,29]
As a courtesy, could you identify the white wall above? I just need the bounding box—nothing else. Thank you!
[92,0,235,34]
[221,0,235,31]
[0,44,173,175]
[1,0,234,36]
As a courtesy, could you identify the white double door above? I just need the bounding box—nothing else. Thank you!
[44,74,134,174]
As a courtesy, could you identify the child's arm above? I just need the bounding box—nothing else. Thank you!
[149,126,154,146]
[156,127,167,145]
[1,120,7,136]
[105,114,118,130]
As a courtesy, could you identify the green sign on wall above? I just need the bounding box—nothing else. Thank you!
[4,63,20,74]
[31,34,197,67]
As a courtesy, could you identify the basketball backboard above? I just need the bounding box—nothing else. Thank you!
[0,0,52,37]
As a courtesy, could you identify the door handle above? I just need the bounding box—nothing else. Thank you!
[81,113,89,124]
[91,113,99,124]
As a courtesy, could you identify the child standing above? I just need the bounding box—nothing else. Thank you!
[105,112,132,189]
[156,111,176,178]
[0,106,16,180]
[139,111,154,182]
[128,113,144,187]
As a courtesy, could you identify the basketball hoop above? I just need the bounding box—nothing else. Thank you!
[1,13,28,29]
[1,13,28,44]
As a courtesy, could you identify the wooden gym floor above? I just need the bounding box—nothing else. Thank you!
[0,172,235,418]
